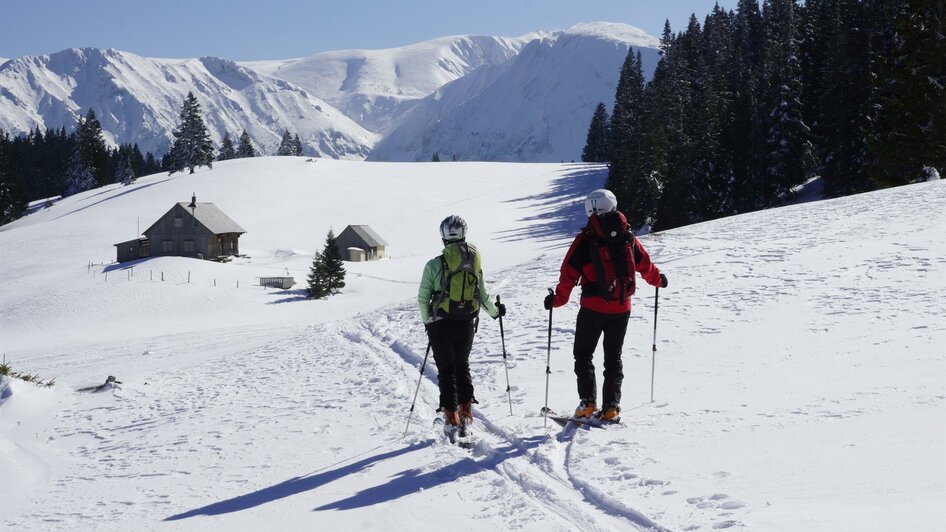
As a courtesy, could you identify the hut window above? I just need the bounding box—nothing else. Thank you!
[184,240,194,252]
[174,217,182,228]
[162,240,172,252]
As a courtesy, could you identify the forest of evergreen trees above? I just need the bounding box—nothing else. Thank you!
[588,0,944,232]
[0,90,297,224]
[0,109,163,224]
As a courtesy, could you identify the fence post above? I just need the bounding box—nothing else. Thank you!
[104,271,108,282]
[188,272,191,284]
[161,271,164,282]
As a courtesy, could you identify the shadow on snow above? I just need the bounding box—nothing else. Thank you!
[164,440,434,521]
[493,164,606,249]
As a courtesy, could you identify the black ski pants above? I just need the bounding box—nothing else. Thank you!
[573,307,630,408]
[427,318,475,411]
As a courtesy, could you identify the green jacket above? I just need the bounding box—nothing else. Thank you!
[418,244,499,323]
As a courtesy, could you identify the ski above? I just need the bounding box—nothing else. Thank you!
[541,407,620,429]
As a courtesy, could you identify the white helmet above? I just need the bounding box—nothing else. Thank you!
[584,189,617,216]
[440,215,467,242]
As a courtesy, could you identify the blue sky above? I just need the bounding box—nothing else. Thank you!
[1,0,742,60]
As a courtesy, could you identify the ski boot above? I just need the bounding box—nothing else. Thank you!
[598,404,621,423]
[458,400,474,438]
[574,399,597,419]
[442,409,460,443]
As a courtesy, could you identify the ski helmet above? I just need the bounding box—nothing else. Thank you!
[584,189,617,216]
[440,215,467,242]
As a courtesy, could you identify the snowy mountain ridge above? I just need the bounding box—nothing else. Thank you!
[0,22,660,162]
[0,47,376,158]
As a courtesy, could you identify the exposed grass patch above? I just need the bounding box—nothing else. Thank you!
[0,356,55,387]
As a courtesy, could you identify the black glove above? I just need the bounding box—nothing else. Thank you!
[544,293,554,310]
[495,303,506,318]
[659,273,668,288]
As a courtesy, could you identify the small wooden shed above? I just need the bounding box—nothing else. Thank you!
[335,225,387,261]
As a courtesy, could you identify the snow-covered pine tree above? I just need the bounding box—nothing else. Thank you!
[217,132,236,161]
[581,102,610,163]
[306,229,346,299]
[761,0,815,205]
[277,130,295,156]
[114,153,135,185]
[321,229,346,294]
[730,0,768,213]
[868,0,946,186]
[167,92,214,174]
[306,251,328,299]
[78,109,109,187]
[0,129,27,224]
[608,49,655,231]
[63,138,96,196]
[813,0,874,197]
[237,130,256,158]
[292,134,303,156]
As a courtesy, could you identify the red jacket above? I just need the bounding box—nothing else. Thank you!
[551,212,662,314]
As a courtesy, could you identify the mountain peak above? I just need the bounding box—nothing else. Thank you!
[563,22,659,47]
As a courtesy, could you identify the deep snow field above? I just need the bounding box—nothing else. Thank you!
[1,158,944,531]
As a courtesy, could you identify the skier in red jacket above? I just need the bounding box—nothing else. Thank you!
[544,189,668,422]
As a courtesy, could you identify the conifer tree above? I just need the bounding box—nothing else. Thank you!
[63,138,96,196]
[114,153,135,185]
[306,229,346,299]
[237,130,256,158]
[608,49,655,230]
[431,152,441,162]
[730,0,768,212]
[78,109,109,187]
[306,251,328,299]
[581,102,611,163]
[0,129,27,224]
[167,92,214,174]
[292,133,304,156]
[761,0,815,205]
[277,129,295,156]
[217,132,236,161]
[869,0,946,186]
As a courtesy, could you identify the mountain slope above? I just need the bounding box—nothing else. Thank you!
[368,23,661,162]
[0,48,376,158]
[0,159,943,531]
[244,33,544,134]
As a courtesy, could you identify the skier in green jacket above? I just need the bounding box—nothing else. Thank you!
[418,215,505,441]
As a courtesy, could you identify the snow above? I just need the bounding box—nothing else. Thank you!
[1,159,944,531]
[369,24,661,162]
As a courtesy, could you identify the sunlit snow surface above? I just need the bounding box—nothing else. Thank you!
[1,159,944,531]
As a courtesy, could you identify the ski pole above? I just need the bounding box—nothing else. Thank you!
[650,286,659,403]
[543,288,554,428]
[404,341,432,438]
[497,295,513,416]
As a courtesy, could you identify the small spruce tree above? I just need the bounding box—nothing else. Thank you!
[237,130,256,158]
[307,229,346,299]
[217,132,237,161]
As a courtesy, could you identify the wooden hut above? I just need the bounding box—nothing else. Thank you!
[115,194,246,263]
[335,225,387,261]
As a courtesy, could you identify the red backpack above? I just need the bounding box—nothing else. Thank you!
[584,212,637,301]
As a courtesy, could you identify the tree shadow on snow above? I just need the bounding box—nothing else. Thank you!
[492,164,607,249]
[164,439,434,521]
[265,288,310,304]
[313,437,544,512]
